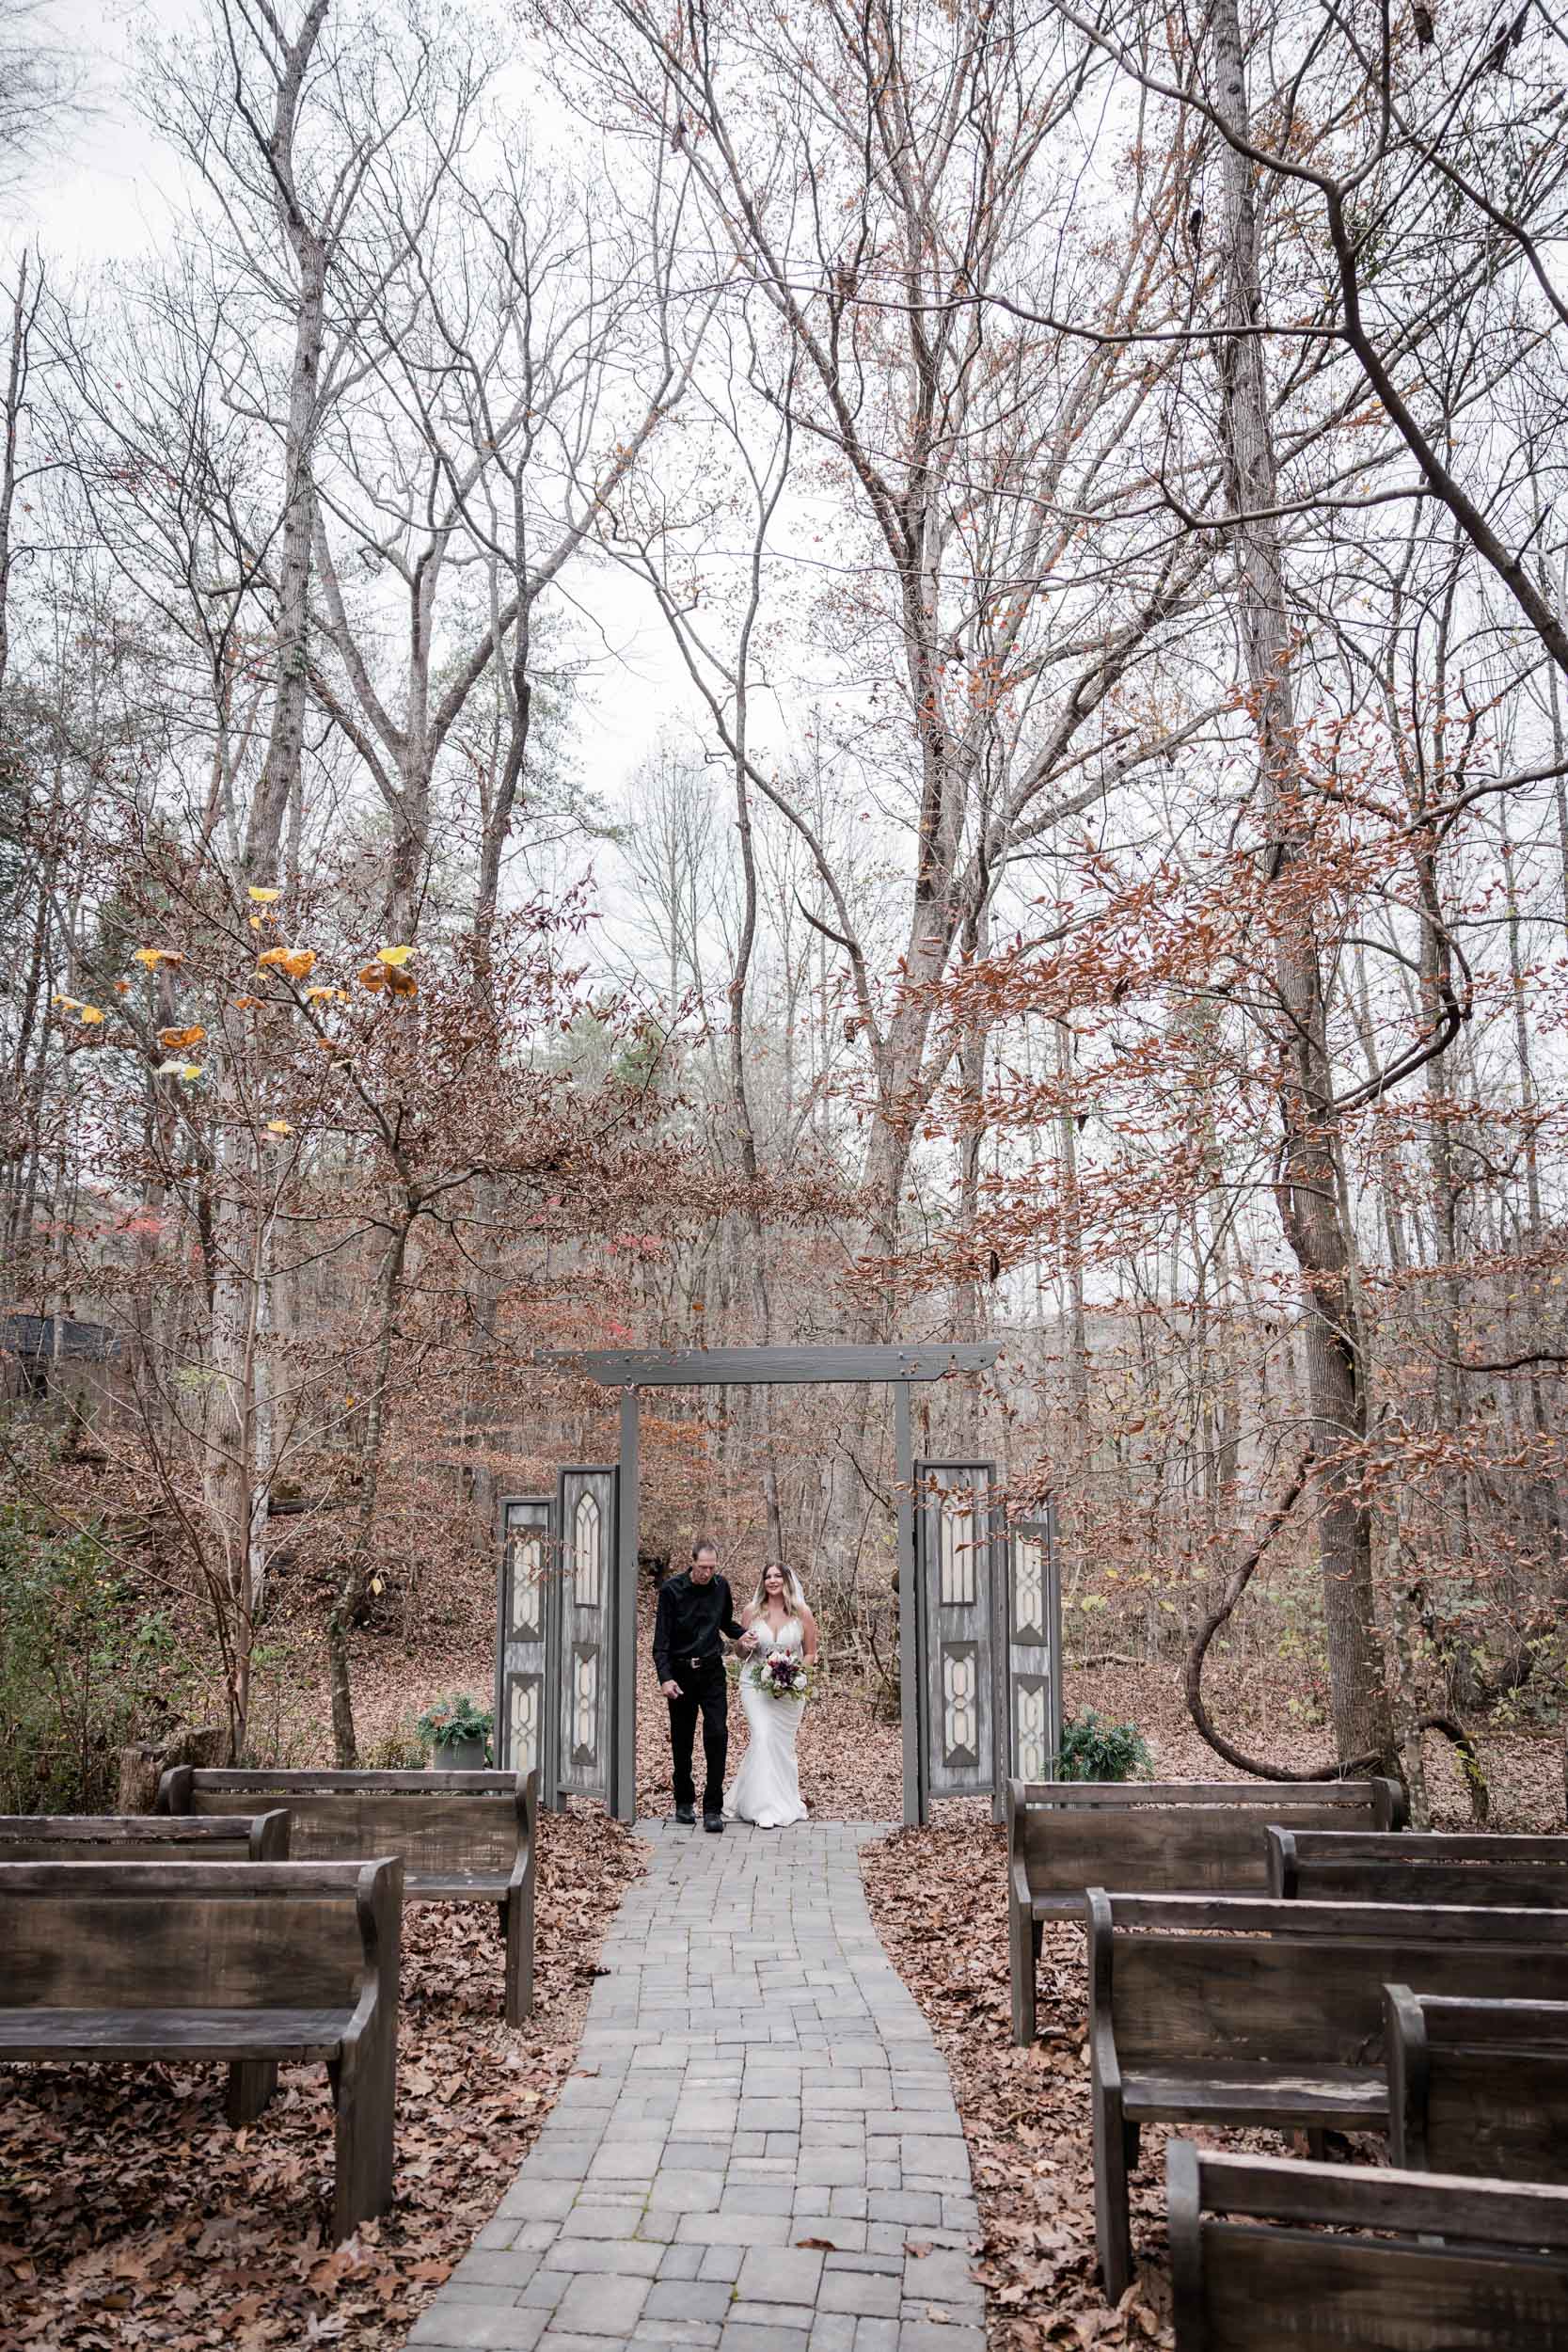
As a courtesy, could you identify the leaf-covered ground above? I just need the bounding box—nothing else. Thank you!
[0,1806,642,2352]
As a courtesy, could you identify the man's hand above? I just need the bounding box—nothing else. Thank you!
[659,1678,682,1699]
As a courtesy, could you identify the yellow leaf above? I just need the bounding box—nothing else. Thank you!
[370,1577,384,1596]
[158,1025,206,1050]
[248,915,262,930]
[257,946,317,979]
[306,985,347,1003]
[179,1063,202,1081]
[374,944,415,967]
[78,1006,105,1025]
[53,993,83,1010]
[265,1119,293,1136]
[246,886,281,903]
[131,946,182,968]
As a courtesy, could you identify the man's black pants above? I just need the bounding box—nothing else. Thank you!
[667,1655,729,1814]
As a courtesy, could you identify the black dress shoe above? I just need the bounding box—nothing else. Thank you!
[674,1804,696,1825]
[703,1811,724,1834]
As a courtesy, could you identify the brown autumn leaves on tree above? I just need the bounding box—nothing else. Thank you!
[2,0,1568,1796]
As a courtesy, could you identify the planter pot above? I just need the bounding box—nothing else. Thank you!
[430,1735,488,1772]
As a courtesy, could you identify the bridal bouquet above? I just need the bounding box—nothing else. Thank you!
[752,1647,811,1703]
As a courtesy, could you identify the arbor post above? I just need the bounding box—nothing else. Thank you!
[614,1388,640,1823]
[895,1379,925,1827]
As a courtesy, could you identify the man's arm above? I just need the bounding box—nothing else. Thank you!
[653,1582,676,1684]
[719,1578,747,1643]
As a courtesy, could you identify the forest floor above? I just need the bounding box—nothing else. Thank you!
[2,1595,1562,2351]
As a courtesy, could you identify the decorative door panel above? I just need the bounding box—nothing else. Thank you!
[556,1466,616,1804]
[494,1495,558,1801]
[915,1459,1002,1802]
[1007,1508,1062,1785]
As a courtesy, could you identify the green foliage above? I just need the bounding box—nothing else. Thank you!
[1054,1706,1152,1783]
[0,1504,188,1812]
[416,1692,492,1751]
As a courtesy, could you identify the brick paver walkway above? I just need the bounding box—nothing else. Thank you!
[409,1820,986,2352]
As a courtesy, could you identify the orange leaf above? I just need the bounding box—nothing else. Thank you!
[157,1025,206,1051]
[258,946,317,979]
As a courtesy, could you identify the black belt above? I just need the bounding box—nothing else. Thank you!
[675,1651,720,1672]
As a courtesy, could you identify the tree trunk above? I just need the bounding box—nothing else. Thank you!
[1212,0,1392,1763]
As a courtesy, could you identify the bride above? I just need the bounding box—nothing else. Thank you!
[724,1562,817,1829]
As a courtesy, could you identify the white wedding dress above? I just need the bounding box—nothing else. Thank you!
[723,1613,809,1829]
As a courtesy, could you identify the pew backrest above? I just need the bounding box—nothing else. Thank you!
[0,1811,290,1864]
[1269,1826,1568,1906]
[1010,1776,1405,1917]
[0,1857,400,2018]
[1386,1983,1568,2182]
[1167,2143,1568,2351]
[1088,1890,1568,2074]
[157,1766,527,1886]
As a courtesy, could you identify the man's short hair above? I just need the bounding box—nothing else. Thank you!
[691,1537,719,1561]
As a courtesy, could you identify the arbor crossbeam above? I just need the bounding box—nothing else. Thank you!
[554,1343,1000,1388]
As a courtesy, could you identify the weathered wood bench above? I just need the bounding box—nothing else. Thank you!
[1006,1775,1406,2043]
[0,1857,402,2243]
[1386,1982,1568,2184]
[1087,1888,1568,2299]
[1166,2143,1568,2349]
[1269,1825,1568,1906]
[0,1812,291,1862]
[158,1766,536,2024]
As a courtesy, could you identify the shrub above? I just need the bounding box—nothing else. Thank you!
[416,1692,492,1751]
[364,1724,428,1770]
[0,1504,190,1812]
[1055,1706,1152,1783]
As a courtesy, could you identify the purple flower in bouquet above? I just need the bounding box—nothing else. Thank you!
[757,1647,811,1702]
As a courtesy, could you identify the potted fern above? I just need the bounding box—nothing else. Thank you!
[417,1692,492,1771]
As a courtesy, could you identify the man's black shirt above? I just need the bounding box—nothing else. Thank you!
[653,1570,744,1681]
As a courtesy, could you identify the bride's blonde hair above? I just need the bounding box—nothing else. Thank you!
[749,1561,806,1616]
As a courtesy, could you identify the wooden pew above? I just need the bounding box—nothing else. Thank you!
[0,1857,402,2243]
[1006,1775,1405,2044]
[1386,1982,1568,2183]
[1269,1825,1568,1906]
[159,1766,536,2024]
[0,1812,291,1862]
[1166,2143,1568,2349]
[1087,1888,1568,2299]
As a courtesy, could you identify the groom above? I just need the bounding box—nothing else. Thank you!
[654,1539,752,1833]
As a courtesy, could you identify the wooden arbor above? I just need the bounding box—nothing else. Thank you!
[495,1342,1060,1828]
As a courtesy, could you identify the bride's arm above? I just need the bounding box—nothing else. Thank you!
[800,1602,819,1663]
